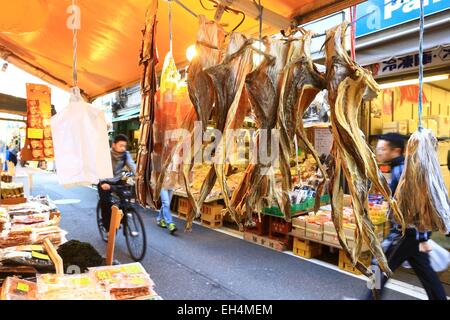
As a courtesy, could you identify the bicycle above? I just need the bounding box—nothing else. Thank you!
[96,174,147,261]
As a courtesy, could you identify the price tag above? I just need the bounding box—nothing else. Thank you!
[123,264,143,274]
[96,270,112,280]
[17,282,29,292]
[32,251,50,260]
[70,277,91,286]
[131,278,146,285]
[31,245,44,252]
[27,128,44,139]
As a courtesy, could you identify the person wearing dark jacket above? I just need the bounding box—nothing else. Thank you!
[98,134,136,231]
[365,133,446,300]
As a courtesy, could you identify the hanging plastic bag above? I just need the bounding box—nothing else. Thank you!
[50,88,113,187]
[153,52,195,192]
[428,240,450,272]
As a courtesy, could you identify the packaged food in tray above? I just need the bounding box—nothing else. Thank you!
[44,148,54,158]
[1,277,38,300]
[12,212,49,225]
[43,127,52,139]
[32,149,44,159]
[89,263,155,300]
[43,139,53,149]
[0,249,54,272]
[0,208,9,224]
[37,273,110,300]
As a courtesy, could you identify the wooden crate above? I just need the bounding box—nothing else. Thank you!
[178,197,192,215]
[338,250,372,275]
[243,232,289,252]
[201,219,223,229]
[201,202,224,221]
[292,237,322,259]
[178,211,188,220]
[200,202,224,229]
[244,214,270,236]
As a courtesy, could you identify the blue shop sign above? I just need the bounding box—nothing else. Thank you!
[356,0,450,37]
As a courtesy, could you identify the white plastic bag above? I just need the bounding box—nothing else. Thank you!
[402,240,450,272]
[428,240,450,272]
[50,88,113,187]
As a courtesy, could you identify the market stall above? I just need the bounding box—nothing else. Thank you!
[1,0,449,300]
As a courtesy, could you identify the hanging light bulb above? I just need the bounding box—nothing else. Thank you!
[186,45,197,62]
[252,40,266,67]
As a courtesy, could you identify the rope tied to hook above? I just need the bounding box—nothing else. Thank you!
[418,0,425,131]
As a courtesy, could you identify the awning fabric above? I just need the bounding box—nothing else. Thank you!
[0,0,362,101]
[112,109,141,123]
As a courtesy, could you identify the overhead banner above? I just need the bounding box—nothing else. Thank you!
[356,0,450,37]
[370,44,450,77]
[21,83,54,161]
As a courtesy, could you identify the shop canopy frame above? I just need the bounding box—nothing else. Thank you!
[0,0,363,102]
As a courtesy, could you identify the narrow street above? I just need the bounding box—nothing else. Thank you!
[29,169,429,300]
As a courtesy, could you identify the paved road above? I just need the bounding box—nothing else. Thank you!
[30,170,420,300]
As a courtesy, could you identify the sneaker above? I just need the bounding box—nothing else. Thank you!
[168,223,177,234]
[157,219,167,228]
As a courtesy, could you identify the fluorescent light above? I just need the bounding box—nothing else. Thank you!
[379,74,450,89]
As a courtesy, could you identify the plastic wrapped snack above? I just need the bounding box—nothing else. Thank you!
[89,263,155,300]
[44,148,54,158]
[37,273,110,300]
[1,277,38,300]
[43,127,52,139]
[32,149,44,159]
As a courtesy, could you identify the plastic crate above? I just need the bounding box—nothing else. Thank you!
[244,214,270,236]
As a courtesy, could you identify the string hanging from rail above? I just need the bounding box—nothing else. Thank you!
[418,0,425,131]
[168,0,173,53]
[253,0,263,43]
[71,0,78,89]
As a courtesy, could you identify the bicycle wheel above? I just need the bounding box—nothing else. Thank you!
[96,201,109,242]
[124,207,147,261]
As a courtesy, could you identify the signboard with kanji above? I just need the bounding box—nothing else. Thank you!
[372,45,450,77]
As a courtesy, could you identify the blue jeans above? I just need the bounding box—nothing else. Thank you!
[158,188,174,225]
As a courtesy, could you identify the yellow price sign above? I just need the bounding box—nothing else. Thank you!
[32,251,50,260]
[17,283,29,292]
[96,270,112,280]
[123,264,143,275]
[131,278,146,285]
[27,128,44,139]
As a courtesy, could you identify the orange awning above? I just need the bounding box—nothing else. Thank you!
[0,0,363,101]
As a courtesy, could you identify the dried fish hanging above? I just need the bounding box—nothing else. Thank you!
[395,0,450,234]
[278,31,328,215]
[325,22,404,277]
[395,130,450,233]
[180,33,254,231]
[234,37,290,223]
[203,34,255,230]
[135,0,158,208]
[155,16,226,230]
